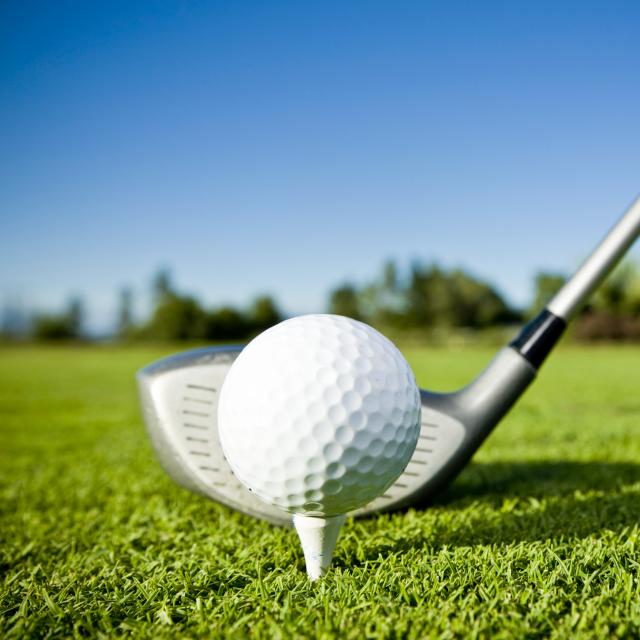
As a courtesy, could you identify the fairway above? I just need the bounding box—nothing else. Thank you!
[1,344,639,638]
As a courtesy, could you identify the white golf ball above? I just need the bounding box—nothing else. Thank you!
[218,314,421,517]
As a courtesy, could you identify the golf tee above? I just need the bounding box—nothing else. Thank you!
[293,513,346,580]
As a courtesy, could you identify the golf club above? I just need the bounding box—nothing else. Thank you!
[137,196,640,526]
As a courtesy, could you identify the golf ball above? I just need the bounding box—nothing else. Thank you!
[218,314,421,517]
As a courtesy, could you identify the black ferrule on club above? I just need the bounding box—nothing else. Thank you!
[509,309,567,370]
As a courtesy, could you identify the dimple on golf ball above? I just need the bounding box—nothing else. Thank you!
[218,314,421,517]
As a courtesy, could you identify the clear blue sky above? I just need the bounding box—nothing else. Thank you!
[1,1,639,332]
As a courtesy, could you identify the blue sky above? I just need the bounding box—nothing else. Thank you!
[1,1,639,332]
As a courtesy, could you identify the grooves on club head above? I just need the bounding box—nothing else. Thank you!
[137,344,536,525]
[137,346,289,525]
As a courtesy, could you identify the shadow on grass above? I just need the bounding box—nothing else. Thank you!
[431,460,640,545]
[437,460,640,507]
[340,461,640,566]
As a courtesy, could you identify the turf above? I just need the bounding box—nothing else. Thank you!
[1,344,639,639]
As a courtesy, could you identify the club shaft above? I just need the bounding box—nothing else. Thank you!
[547,196,640,321]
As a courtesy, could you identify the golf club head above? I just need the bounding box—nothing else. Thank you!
[137,344,535,524]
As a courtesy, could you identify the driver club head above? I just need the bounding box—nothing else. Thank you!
[137,344,535,525]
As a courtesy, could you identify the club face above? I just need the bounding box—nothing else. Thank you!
[137,346,516,523]
[137,347,291,525]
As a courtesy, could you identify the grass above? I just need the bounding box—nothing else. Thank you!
[1,343,639,638]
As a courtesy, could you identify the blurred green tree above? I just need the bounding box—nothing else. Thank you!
[330,261,518,330]
[152,268,174,304]
[529,272,566,317]
[592,260,640,315]
[146,294,206,341]
[205,307,248,341]
[117,287,134,339]
[67,297,84,337]
[33,296,85,340]
[248,295,282,333]
[406,263,517,328]
[328,284,363,320]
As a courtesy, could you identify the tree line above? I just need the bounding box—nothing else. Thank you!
[133,271,283,342]
[328,261,521,330]
[2,259,640,342]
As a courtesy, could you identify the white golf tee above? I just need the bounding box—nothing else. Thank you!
[293,514,346,580]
